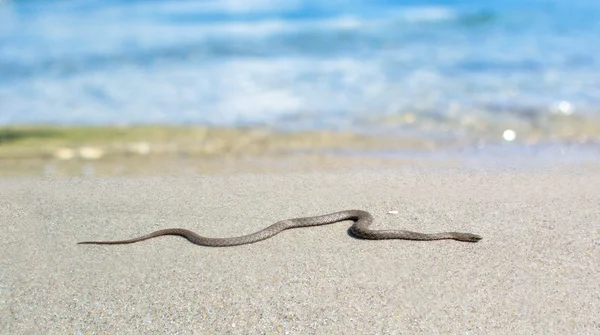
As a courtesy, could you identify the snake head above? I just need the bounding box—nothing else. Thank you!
[459,233,483,242]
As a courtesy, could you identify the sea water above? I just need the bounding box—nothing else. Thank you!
[1,0,599,144]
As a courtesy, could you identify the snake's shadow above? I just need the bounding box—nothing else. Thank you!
[346,227,362,240]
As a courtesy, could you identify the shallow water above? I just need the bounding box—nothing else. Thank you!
[1,0,600,144]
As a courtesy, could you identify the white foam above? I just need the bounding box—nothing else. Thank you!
[1,57,392,125]
[395,6,456,23]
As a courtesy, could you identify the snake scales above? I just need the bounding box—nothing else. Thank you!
[78,210,482,246]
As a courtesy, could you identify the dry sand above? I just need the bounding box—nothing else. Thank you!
[1,166,599,334]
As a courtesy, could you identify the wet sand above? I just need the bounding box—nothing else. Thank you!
[3,125,600,178]
[1,165,599,334]
[0,125,453,178]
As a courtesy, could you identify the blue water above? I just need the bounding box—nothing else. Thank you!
[1,0,600,136]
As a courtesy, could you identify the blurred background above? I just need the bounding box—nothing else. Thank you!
[1,0,600,175]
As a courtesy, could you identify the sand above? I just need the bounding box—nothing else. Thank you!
[1,166,599,334]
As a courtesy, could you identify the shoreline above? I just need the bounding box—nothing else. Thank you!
[1,125,599,177]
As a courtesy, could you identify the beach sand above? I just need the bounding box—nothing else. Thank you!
[1,165,599,334]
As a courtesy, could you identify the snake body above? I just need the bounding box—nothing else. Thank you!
[78,210,481,247]
[78,210,482,247]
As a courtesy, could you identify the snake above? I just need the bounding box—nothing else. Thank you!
[78,210,482,247]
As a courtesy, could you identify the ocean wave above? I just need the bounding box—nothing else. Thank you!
[1,0,599,132]
[0,2,474,79]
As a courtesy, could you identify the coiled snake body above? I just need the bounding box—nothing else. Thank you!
[79,210,482,246]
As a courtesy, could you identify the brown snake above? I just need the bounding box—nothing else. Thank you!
[78,210,482,247]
